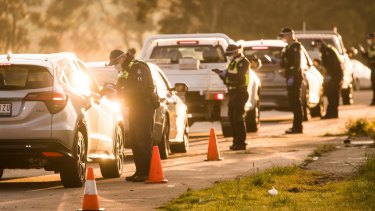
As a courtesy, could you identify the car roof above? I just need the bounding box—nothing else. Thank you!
[239,39,287,48]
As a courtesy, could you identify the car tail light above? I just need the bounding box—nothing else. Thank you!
[24,92,68,114]
[215,93,224,100]
[177,40,199,45]
[42,152,64,157]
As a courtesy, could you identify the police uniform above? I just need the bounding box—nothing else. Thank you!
[361,35,375,105]
[281,40,303,133]
[224,55,250,150]
[319,43,343,118]
[116,58,156,182]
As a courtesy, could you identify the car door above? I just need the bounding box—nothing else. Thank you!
[75,60,116,155]
[301,48,321,104]
[62,60,100,154]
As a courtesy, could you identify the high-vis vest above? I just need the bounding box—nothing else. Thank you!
[226,57,250,88]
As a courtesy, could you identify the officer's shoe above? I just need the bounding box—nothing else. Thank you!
[125,173,139,182]
[132,175,148,182]
[285,128,303,134]
[230,145,246,151]
[321,115,338,119]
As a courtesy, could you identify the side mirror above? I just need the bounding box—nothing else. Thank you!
[173,83,188,92]
[101,82,117,98]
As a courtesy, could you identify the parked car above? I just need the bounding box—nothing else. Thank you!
[86,61,189,159]
[239,40,325,119]
[295,30,355,105]
[139,34,261,137]
[351,59,372,90]
[0,53,125,187]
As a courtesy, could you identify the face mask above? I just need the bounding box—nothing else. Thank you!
[114,64,123,72]
[227,56,234,61]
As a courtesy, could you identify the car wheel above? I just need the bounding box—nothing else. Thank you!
[220,119,232,137]
[158,123,170,160]
[342,84,354,105]
[99,125,124,178]
[60,128,87,188]
[311,93,325,118]
[0,169,3,180]
[170,123,189,153]
[246,98,260,132]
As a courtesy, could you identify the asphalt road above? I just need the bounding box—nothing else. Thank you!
[0,90,373,210]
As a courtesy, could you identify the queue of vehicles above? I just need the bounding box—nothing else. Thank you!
[0,30,366,187]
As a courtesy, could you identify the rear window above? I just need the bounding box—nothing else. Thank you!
[150,45,227,63]
[298,38,343,54]
[243,47,283,65]
[0,65,53,90]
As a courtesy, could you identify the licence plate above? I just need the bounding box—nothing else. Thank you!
[0,103,11,116]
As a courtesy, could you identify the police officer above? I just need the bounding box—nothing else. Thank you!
[313,40,343,119]
[279,27,303,134]
[212,44,250,150]
[107,49,157,182]
[359,33,375,105]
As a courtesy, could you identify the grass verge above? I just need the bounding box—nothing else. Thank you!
[345,118,375,139]
[159,155,375,211]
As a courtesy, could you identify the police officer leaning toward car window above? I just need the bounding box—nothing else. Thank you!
[107,49,158,182]
[359,33,375,105]
[313,39,343,119]
[279,27,303,134]
[212,44,250,150]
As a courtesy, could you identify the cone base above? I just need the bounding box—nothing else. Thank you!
[205,157,224,161]
[145,179,168,183]
[77,208,105,211]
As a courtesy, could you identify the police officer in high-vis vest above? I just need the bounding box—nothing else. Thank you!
[359,33,375,105]
[107,49,157,182]
[212,44,250,150]
[279,27,303,134]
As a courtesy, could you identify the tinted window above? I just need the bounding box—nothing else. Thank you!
[150,45,226,63]
[298,38,343,54]
[0,65,53,90]
[243,47,283,64]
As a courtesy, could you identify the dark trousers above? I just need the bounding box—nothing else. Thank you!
[325,79,341,117]
[228,90,249,146]
[128,106,155,176]
[371,70,375,104]
[287,76,303,130]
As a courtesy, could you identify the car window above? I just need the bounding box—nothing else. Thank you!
[298,38,343,54]
[0,65,53,90]
[243,47,283,64]
[154,66,172,89]
[150,45,226,63]
[75,60,100,93]
[149,65,168,97]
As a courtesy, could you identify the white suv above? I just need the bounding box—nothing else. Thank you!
[0,53,125,187]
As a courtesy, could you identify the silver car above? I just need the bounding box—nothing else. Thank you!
[0,53,125,187]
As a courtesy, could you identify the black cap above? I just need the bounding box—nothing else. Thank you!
[278,27,295,37]
[225,44,241,56]
[107,49,124,66]
[367,33,375,39]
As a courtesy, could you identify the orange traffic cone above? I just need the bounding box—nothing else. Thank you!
[78,167,105,211]
[146,146,168,183]
[205,128,223,161]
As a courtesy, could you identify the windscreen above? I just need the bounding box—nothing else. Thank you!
[0,65,53,90]
[243,47,283,65]
[150,45,227,63]
[298,38,343,54]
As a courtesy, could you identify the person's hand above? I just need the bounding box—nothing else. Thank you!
[287,77,294,86]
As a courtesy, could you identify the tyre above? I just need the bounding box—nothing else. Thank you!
[342,84,354,105]
[0,169,3,180]
[99,125,124,178]
[60,128,87,188]
[158,123,170,160]
[220,119,232,137]
[246,99,260,132]
[170,123,189,153]
[310,93,325,118]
